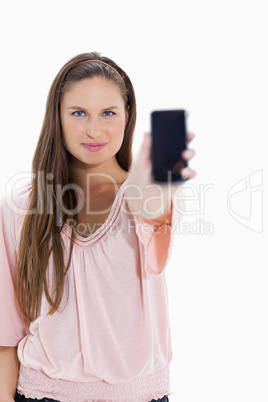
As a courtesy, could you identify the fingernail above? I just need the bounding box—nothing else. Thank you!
[181,167,190,179]
[183,150,192,158]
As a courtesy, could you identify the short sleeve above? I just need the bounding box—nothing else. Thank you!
[0,191,28,346]
[133,191,185,276]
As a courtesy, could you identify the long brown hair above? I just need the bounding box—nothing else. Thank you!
[17,52,137,322]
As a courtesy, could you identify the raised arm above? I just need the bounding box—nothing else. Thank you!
[125,131,196,220]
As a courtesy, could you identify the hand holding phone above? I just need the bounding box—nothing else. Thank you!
[151,109,188,183]
[125,114,196,219]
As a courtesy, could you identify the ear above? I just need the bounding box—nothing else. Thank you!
[125,106,129,127]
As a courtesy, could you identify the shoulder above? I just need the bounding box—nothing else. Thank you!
[0,180,33,224]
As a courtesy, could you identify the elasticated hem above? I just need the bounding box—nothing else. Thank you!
[17,364,172,402]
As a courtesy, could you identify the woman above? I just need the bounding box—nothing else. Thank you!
[0,52,196,401]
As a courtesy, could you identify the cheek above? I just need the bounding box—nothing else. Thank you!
[110,119,126,136]
[62,117,85,140]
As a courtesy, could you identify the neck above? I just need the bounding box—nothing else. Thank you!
[69,155,128,190]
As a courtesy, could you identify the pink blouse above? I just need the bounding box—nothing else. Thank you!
[0,178,183,402]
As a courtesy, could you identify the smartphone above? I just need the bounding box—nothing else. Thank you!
[151,109,188,183]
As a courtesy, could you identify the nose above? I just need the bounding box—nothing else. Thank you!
[86,117,102,138]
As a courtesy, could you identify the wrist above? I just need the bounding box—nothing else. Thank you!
[0,394,15,402]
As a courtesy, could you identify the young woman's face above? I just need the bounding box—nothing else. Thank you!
[60,76,128,169]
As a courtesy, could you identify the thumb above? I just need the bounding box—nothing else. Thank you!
[137,132,151,164]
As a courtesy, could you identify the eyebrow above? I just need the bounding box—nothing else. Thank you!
[66,106,120,110]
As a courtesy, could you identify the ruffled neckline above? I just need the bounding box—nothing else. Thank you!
[61,177,129,246]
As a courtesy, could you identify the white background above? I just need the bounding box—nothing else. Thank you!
[0,1,267,401]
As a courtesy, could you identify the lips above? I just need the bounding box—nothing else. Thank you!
[82,142,107,152]
[83,142,107,146]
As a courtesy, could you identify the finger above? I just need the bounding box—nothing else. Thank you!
[180,167,197,180]
[186,132,196,143]
[181,148,195,160]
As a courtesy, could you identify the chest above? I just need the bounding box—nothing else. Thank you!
[75,191,116,237]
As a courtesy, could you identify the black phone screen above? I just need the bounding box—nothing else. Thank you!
[151,109,188,183]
